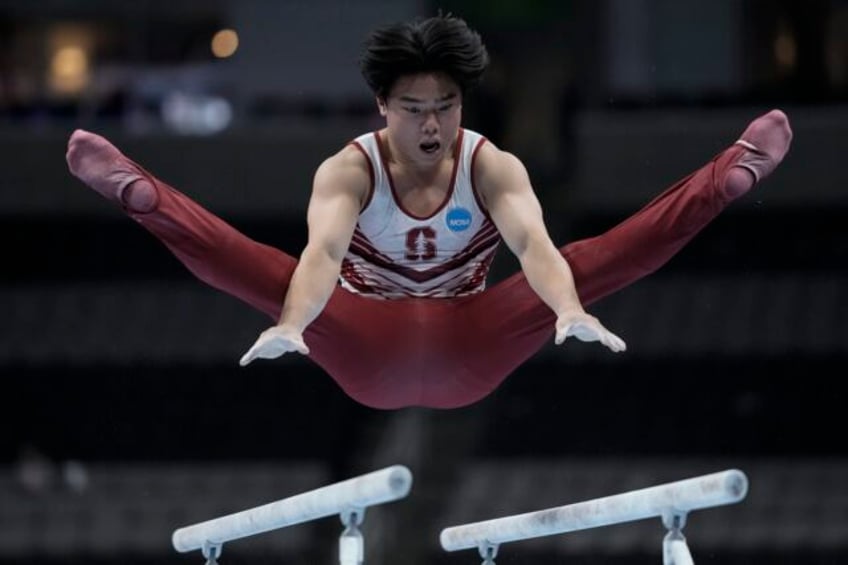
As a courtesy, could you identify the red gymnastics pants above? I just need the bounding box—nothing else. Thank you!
[125,144,745,410]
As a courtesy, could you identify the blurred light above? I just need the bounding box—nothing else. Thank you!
[162,91,233,135]
[16,446,56,494]
[211,28,239,58]
[774,32,797,71]
[49,46,90,94]
[47,25,94,96]
[53,46,87,77]
[62,460,89,494]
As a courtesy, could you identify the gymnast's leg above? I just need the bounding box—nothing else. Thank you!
[446,110,793,402]
[562,109,793,305]
[65,129,411,408]
[66,130,295,319]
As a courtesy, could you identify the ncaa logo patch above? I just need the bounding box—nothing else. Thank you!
[445,207,472,232]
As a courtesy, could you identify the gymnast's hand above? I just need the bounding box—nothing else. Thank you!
[555,312,627,353]
[239,325,310,366]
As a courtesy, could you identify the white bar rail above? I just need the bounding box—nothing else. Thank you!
[440,469,747,552]
[173,464,413,553]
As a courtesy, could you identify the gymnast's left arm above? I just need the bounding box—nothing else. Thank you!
[474,143,626,353]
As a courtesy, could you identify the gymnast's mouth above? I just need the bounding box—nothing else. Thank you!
[420,141,441,154]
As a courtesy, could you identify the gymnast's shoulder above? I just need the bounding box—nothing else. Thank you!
[310,142,372,205]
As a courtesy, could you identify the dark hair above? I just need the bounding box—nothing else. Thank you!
[359,14,489,99]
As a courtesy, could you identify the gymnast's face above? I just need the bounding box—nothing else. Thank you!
[377,72,462,165]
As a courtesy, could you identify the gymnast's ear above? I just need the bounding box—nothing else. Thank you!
[376,97,387,117]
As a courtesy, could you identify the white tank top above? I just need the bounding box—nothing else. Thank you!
[340,128,500,298]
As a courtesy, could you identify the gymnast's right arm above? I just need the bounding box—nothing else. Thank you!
[239,147,369,366]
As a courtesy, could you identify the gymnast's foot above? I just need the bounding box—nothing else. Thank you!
[724,109,793,199]
[66,129,158,213]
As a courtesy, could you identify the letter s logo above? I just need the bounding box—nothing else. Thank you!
[405,227,437,260]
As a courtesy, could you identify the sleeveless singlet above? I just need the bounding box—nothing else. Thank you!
[340,128,501,298]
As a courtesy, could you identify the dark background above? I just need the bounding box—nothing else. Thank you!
[1,1,847,564]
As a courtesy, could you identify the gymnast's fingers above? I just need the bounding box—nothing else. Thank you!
[555,323,571,345]
[239,332,283,366]
[239,341,263,366]
[239,331,309,366]
[601,330,627,353]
